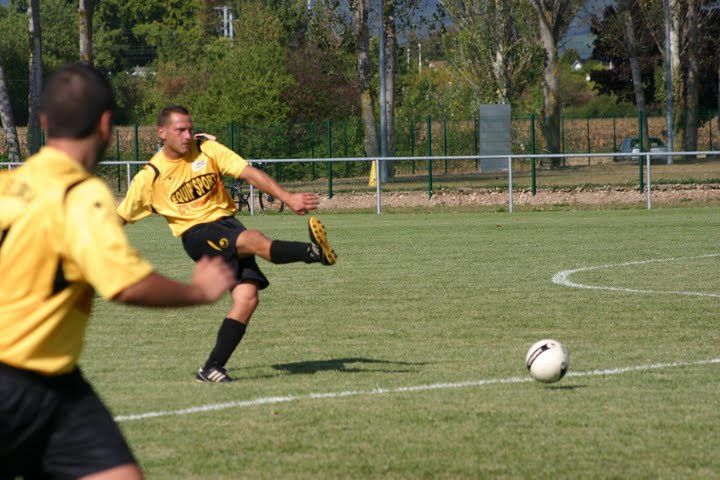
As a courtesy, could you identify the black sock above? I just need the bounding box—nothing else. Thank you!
[270,240,311,264]
[204,318,247,369]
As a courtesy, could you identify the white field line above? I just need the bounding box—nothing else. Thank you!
[114,357,720,423]
[552,254,720,298]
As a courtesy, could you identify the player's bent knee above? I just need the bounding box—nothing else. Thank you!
[235,230,272,259]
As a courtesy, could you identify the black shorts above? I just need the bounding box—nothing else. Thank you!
[0,363,136,479]
[181,216,269,290]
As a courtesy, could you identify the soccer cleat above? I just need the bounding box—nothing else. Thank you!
[195,366,233,383]
[308,216,337,265]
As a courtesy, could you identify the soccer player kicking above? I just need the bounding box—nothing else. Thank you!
[0,65,236,480]
[117,105,337,383]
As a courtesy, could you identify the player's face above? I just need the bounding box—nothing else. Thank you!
[159,112,194,158]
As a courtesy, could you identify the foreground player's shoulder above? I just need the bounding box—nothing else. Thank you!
[64,177,117,220]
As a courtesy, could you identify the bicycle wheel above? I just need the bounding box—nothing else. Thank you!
[258,192,285,213]
[229,187,250,213]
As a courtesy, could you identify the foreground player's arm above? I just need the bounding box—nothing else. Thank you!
[113,256,234,306]
[239,166,319,215]
[65,180,234,307]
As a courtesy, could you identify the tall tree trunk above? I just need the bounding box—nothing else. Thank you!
[619,0,649,151]
[0,53,21,162]
[669,0,685,148]
[353,0,379,158]
[717,58,719,140]
[382,0,397,180]
[684,0,698,153]
[531,3,561,162]
[79,0,94,66]
[27,0,42,155]
[492,0,510,103]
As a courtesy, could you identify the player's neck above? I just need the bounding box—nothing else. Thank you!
[45,138,97,172]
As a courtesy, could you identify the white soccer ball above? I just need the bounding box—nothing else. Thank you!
[525,339,570,383]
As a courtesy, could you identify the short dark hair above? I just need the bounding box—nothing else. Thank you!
[157,105,190,127]
[39,63,115,139]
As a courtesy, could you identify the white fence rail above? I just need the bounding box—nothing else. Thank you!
[2,151,718,214]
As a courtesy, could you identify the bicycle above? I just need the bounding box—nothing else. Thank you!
[223,177,285,214]
[224,178,251,213]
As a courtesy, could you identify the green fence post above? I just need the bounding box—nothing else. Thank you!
[612,116,617,152]
[133,124,139,175]
[229,122,235,152]
[311,123,317,180]
[273,126,281,180]
[443,117,448,174]
[426,116,432,198]
[638,110,644,192]
[561,114,566,156]
[586,117,591,164]
[327,119,333,199]
[474,116,480,170]
[343,120,350,177]
[709,113,714,151]
[237,124,242,153]
[410,120,416,174]
[531,114,537,196]
[115,129,121,192]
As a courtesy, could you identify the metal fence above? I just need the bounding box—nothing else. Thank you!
[2,150,718,214]
[3,110,719,171]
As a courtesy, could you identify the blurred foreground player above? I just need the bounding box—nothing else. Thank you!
[0,64,234,479]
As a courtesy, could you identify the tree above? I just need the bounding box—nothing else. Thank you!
[590,6,660,106]
[351,0,380,159]
[284,43,359,123]
[27,0,42,155]
[40,0,78,71]
[79,0,95,65]
[0,4,29,126]
[441,0,542,107]
[382,0,397,159]
[93,0,206,73]
[140,1,293,127]
[618,0,650,150]
[0,52,21,162]
[683,0,699,152]
[528,0,582,162]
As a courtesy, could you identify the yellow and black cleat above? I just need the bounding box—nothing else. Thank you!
[308,216,337,265]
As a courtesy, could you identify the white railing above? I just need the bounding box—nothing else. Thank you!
[2,151,718,214]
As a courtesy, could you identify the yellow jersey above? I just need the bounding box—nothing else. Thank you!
[0,147,154,375]
[117,140,249,237]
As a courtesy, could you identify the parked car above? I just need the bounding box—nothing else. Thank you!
[617,136,668,161]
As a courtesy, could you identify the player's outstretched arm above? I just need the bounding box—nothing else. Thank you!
[113,256,234,306]
[239,165,319,215]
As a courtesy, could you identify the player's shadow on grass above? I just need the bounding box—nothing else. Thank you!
[272,357,426,375]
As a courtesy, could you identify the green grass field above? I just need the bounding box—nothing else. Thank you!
[86,207,720,479]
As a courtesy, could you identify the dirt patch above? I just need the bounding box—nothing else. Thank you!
[317,184,720,211]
